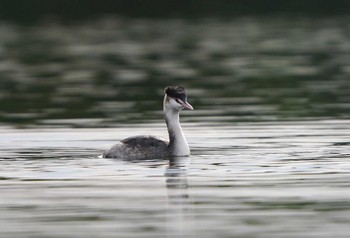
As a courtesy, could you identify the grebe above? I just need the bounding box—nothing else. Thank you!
[102,86,193,159]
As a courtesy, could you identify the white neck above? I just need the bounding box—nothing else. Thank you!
[164,107,190,157]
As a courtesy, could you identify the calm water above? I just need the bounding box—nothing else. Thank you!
[1,16,350,237]
[1,121,350,237]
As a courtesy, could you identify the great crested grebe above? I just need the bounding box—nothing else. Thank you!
[102,86,193,159]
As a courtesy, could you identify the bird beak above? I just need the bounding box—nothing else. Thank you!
[181,101,194,110]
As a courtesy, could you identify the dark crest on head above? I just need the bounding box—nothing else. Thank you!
[165,86,187,102]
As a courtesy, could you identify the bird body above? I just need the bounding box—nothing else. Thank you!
[102,86,193,159]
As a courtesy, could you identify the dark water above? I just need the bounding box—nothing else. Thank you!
[1,17,350,237]
[1,17,350,127]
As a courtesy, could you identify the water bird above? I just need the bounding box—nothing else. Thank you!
[103,86,193,159]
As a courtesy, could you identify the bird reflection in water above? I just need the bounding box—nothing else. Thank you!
[165,156,194,238]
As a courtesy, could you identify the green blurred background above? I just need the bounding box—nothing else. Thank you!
[1,0,350,22]
[0,0,349,127]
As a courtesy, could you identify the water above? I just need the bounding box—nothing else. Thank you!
[1,121,350,237]
[1,16,350,237]
[1,17,350,126]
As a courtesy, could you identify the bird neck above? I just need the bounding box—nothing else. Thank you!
[164,109,190,156]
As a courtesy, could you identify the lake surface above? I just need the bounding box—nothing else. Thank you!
[1,121,350,238]
[1,16,350,237]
